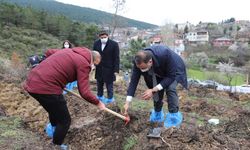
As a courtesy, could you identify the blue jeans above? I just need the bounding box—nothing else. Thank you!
[97,80,113,99]
[143,74,179,113]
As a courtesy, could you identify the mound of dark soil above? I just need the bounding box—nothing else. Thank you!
[1,82,250,150]
[66,108,149,150]
[133,110,250,150]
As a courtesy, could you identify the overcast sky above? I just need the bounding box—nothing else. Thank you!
[55,0,250,25]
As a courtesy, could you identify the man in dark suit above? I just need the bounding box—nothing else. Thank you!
[93,30,120,104]
[123,45,187,128]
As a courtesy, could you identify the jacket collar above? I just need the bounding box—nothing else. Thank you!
[144,48,160,68]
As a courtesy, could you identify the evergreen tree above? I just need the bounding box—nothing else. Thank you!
[184,25,189,34]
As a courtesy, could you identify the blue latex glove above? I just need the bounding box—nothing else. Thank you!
[63,81,77,94]
[149,109,164,123]
[45,123,55,138]
[164,112,183,128]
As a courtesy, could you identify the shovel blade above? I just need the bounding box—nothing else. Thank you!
[124,115,130,125]
[147,127,161,138]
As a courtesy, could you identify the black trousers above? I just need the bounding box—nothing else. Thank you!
[97,79,114,99]
[29,93,71,145]
[143,74,179,113]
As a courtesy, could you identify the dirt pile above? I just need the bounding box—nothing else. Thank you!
[0,82,48,132]
[0,81,250,150]
[131,110,250,150]
[66,109,149,150]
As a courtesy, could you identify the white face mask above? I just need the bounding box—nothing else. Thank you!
[64,44,70,48]
[101,38,108,44]
[140,67,150,72]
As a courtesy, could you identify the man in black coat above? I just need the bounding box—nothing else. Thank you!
[123,45,187,128]
[93,30,120,104]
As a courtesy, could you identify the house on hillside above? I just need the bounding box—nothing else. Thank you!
[185,31,209,44]
[235,20,250,26]
[236,30,250,42]
[212,37,234,47]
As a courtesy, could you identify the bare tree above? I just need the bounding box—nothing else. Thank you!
[110,0,126,39]
[243,64,250,85]
[160,22,175,46]
[217,62,235,93]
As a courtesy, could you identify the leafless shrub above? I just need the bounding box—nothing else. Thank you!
[0,52,27,82]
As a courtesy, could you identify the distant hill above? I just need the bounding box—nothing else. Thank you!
[0,2,99,59]
[0,26,61,59]
[2,0,158,29]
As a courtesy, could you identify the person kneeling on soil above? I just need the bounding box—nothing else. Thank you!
[23,47,105,150]
[123,45,187,130]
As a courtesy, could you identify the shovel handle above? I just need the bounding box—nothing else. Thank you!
[64,89,81,98]
[63,88,127,121]
[103,107,127,120]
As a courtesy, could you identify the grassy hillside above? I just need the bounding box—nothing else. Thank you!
[0,2,101,62]
[0,25,61,60]
[2,0,158,29]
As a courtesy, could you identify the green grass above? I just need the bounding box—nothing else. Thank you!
[114,93,170,112]
[123,135,138,150]
[188,95,235,108]
[187,69,245,85]
[0,116,26,149]
[188,69,206,80]
[77,90,155,111]
[0,117,23,138]
[0,26,61,60]
[0,116,42,149]
[241,100,250,110]
[0,117,22,129]
[208,58,217,64]
[185,112,206,126]
[1,130,19,137]
[115,93,153,111]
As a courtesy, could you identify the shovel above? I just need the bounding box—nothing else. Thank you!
[147,127,161,138]
[63,88,130,125]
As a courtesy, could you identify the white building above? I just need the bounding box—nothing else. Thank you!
[185,31,209,43]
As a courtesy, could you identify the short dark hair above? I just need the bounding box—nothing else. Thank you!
[99,30,109,36]
[134,50,152,65]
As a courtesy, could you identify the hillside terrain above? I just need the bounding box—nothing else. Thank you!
[0,72,250,149]
[0,2,99,59]
[0,1,250,149]
[1,0,158,29]
[0,26,61,59]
